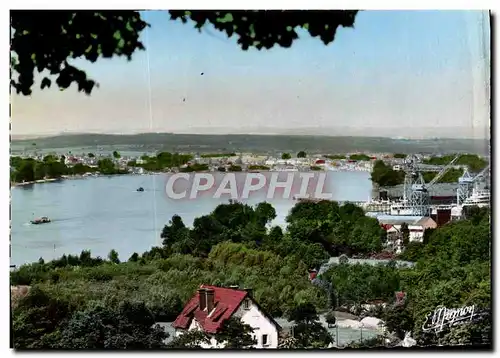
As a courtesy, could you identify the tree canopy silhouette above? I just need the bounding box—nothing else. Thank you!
[10,10,359,96]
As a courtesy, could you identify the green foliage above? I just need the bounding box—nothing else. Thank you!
[56,301,167,349]
[97,158,127,175]
[423,154,488,172]
[394,209,491,346]
[160,201,277,258]
[10,156,100,183]
[169,11,358,51]
[421,168,464,184]
[136,152,193,171]
[297,151,307,158]
[281,152,292,160]
[112,150,121,159]
[400,222,410,247]
[12,11,358,96]
[87,152,95,158]
[287,303,333,348]
[227,165,242,172]
[322,263,401,307]
[10,201,491,348]
[310,166,322,171]
[11,11,148,95]
[371,160,405,187]
[398,241,424,262]
[381,301,414,340]
[349,153,371,161]
[12,286,79,349]
[393,153,407,159]
[167,330,210,349]
[248,165,270,170]
[200,153,236,158]
[286,201,384,256]
[108,249,120,264]
[215,317,256,349]
[325,154,346,160]
[180,163,209,172]
[325,311,336,326]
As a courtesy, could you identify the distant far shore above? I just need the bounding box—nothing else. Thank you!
[10,133,489,156]
[10,173,149,188]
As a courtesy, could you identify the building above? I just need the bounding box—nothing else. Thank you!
[377,215,437,253]
[172,285,281,349]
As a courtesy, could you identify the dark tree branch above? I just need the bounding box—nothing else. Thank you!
[10,10,359,96]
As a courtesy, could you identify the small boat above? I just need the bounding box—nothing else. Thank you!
[137,187,144,192]
[31,216,51,225]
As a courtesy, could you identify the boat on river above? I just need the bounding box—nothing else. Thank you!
[30,216,51,225]
[137,187,144,192]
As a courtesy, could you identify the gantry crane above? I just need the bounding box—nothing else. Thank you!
[401,154,460,216]
[457,164,490,206]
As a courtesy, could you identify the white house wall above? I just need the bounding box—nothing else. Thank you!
[174,299,279,349]
[234,299,279,349]
[387,224,425,243]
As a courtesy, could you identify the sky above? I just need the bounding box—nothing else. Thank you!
[11,10,491,138]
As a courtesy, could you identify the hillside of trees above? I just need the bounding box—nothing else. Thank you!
[11,201,491,349]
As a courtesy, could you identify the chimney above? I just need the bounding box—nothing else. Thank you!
[243,288,253,297]
[198,288,207,311]
[205,288,215,313]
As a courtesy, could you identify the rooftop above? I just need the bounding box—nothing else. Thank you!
[370,214,432,226]
[172,285,249,334]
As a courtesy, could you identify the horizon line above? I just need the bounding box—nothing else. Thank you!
[11,131,490,141]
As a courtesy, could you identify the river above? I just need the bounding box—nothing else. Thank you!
[11,171,372,266]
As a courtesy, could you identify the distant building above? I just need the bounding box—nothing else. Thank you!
[377,215,437,253]
[172,285,281,349]
[64,156,80,165]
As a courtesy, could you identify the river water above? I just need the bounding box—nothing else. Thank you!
[11,171,372,266]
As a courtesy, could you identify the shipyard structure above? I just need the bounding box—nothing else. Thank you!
[361,154,490,254]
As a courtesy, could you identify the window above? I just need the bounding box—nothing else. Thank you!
[243,299,250,310]
[262,334,269,346]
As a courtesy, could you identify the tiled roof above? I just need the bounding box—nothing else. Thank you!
[172,285,248,334]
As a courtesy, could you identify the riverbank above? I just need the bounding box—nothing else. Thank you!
[11,178,60,187]
[10,172,162,188]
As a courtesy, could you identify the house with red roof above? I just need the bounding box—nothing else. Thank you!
[172,285,281,349]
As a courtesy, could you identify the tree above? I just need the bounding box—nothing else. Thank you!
[286,200,383,256]
[281,153,292,160]
[381,301,414,340]
[400,222,410,248]
[87,153,95,158]
[112,151,121,159]
[12,286,78,349]
[214,317,256,349]
[325,311,336,328]
[128,252,139,262]
[107,249,120,264]
[371,160,405,187]
[56,301,168,349]
[14,159,36,182]
[167,330,210,349]
[286,303,332,348]
[11,10,358,96]
[297,151,307,158]
[393,153,407,159]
